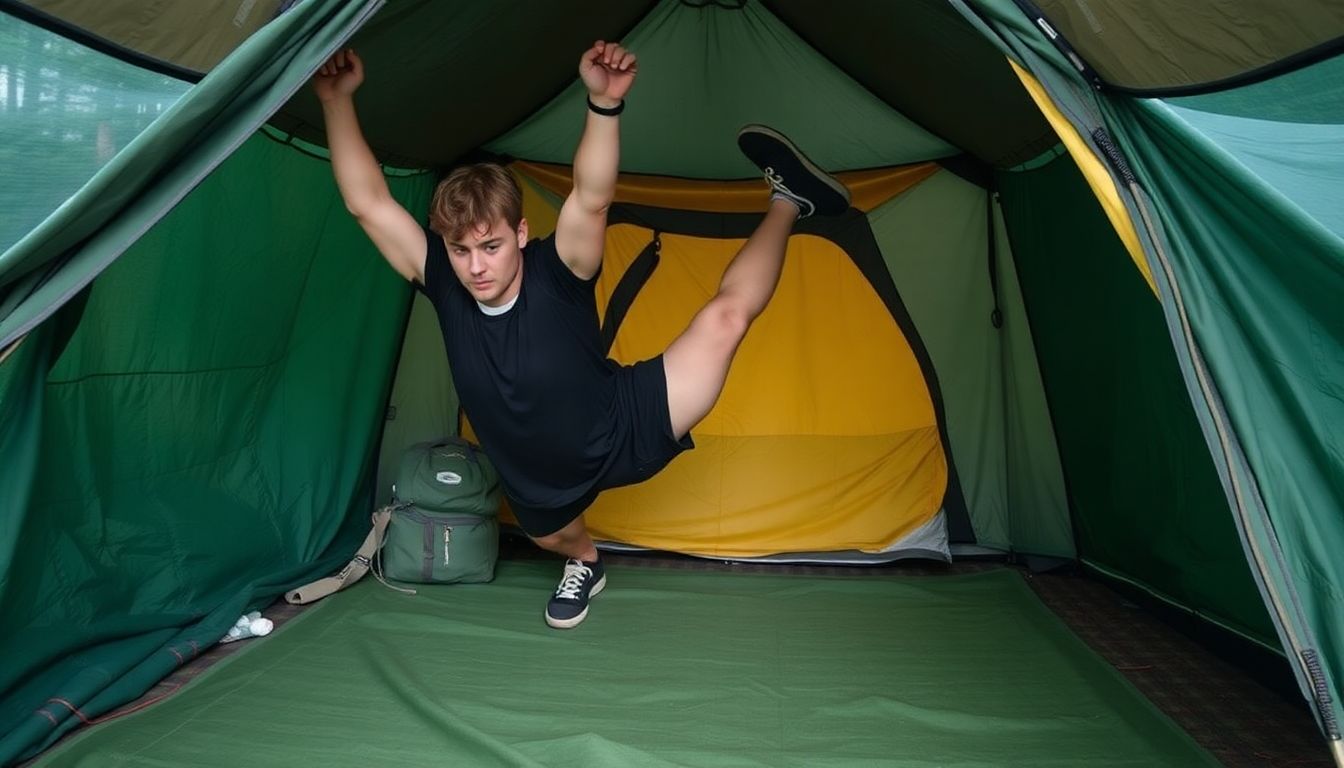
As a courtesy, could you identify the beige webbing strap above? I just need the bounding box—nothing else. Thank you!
[285,507,394,605]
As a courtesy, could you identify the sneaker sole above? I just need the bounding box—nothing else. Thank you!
[545,574,607,630]
[736,124,851,214]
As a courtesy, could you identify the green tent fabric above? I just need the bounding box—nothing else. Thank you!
[963,0,1344,748]
[3,0,1344,763]
[0,128,434,763]
[1032,0,1344,93]
[1101,93,1344,738]
[867,170,1071,557]
[488,0,957,177]
[0,0,383,349]
[26,564,1222,768]
[997,154,1277,647]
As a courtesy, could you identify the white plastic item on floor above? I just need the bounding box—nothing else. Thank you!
[219,613,274,644]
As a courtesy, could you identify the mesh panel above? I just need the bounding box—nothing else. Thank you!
[0,13,190,253]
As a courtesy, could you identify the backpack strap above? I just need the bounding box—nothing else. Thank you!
[285,506,398,604]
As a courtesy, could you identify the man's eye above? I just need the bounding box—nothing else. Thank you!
[486,245,499,253]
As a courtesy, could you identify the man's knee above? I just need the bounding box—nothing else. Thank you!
[532,522,586,554]
[701,298,752,348]
[531,530,570,553]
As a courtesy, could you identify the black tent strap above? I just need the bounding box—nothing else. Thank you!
[986,191,1003,330]
[601,231,661,355]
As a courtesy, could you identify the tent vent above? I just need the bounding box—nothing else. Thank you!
[1303,649,1341,737]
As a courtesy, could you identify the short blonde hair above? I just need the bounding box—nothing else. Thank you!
[429,163,523,240]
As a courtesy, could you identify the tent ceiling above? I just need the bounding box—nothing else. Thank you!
[267,0,657,170]
[12,0,1343,164]
[274,0,1056,171]
[484,0,961,179]
[8,0,1056,169]
[763,0,1055,168]
[1034,0,1344,93]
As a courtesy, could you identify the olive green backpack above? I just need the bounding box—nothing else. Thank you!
[382,438,502,585]
[286,438,501,604]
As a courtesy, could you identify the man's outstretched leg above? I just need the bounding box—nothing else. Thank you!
[664,125,851,438]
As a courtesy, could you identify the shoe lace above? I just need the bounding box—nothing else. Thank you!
[554,560,593,601]
[762,167,813,217]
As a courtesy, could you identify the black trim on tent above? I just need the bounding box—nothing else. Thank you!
[0,0,203,83]
[1106,35,1344,97]
[607,202,977,544]
[601,232,661,355]
[1012,0,1344,98]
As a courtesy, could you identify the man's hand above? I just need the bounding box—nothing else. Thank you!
[313,49,364,103]
[578,41,637,108]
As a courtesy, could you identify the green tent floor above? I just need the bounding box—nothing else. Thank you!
[24,553,1319,767]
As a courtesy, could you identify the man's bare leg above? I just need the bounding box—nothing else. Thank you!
[663,199,798,436]
[664,125,851,439]
[532,516,598,563]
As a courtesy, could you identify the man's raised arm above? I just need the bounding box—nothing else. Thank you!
[314,49,427,284]
[555,41,638,280]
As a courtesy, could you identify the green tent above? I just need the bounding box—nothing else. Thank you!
[1,0,1341,765]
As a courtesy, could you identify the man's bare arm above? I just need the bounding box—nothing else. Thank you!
[555,41,637,280]
[314,50,426,283]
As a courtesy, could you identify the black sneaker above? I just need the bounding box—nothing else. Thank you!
[737,125,851,218]
[545,558,606,629]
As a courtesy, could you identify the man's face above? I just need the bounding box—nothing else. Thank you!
[445,216,528,307]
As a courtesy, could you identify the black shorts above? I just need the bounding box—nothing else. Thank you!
[508,355,693,538]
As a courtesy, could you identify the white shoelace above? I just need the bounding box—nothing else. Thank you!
[554,560,593,601]
[763,167,813,217]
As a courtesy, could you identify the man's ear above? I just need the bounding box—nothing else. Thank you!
[516,218,529,248]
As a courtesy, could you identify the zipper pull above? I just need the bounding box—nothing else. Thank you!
[443,527,452,564]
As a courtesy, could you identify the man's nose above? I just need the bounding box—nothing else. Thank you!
[468,252,486,275]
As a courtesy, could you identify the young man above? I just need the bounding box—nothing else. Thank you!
[313,43,849,629]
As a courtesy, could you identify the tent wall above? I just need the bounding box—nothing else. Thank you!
[1101,87,1344,745]
[0,132,433,764]
[963,0,1344,750]
[868,169,1071,556]
[374,293,458,505]
[997,154,1276,647]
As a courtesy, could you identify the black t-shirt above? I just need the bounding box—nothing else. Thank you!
[416,229,619,507]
